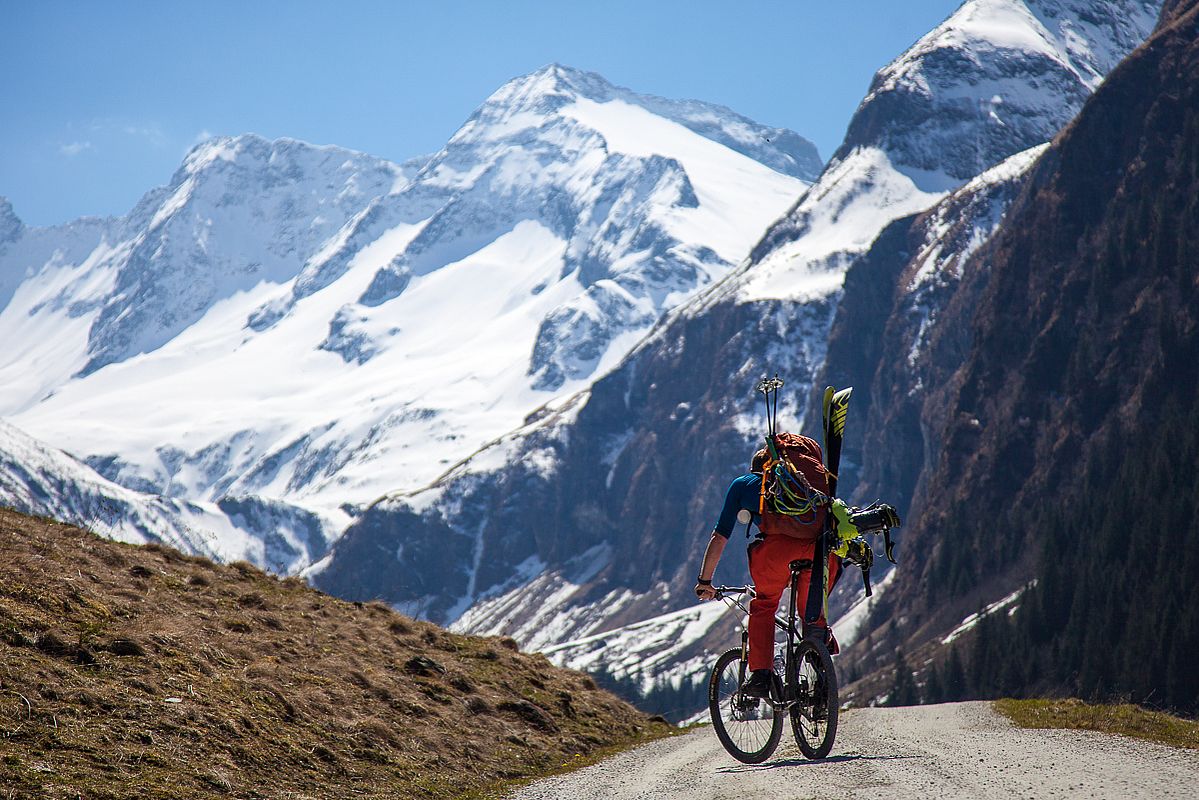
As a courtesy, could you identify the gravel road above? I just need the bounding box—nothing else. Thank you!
[509,701,1199,799]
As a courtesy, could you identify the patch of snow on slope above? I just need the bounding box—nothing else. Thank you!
[561,97,803,263]
[449,544,616,646]
[738,147,946,303]
[832,568,897,648]
[0,236,126,411]
[942,582,1035,644]
[541,600,734,693]
[904,143,1049,370]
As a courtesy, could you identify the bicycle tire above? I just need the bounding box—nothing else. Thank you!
[708,647,783,764]
[789,639,838,759]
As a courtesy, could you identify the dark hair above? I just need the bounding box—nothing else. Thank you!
[750,448,769,475]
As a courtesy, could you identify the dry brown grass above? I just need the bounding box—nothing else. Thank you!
[0,508,673,799]
[995,698,1199,750]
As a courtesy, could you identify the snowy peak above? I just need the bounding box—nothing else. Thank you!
[76,135,404,375]
[180,133,394,175]
[474,63,610,117]
[741,0,1160,297]
[468,64,822,182]
[834,0,1161,187]
[875,0,1158,93]
[124,134,404,235]
[270,63,814,392]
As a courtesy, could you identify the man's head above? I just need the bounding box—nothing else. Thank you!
[750,447,769,475]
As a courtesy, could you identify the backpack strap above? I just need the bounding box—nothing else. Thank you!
[758,455,773,516]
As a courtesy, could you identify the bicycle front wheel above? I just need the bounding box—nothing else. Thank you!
[708,647,783,764]
[789,639,838,759]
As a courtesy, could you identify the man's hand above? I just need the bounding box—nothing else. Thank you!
[695,581,717,601]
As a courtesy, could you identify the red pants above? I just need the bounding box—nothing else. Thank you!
[747,535,842,671]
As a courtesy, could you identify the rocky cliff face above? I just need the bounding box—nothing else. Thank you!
[0,198,25,247]
[816,143,1049,514]
[834,0,1160,189]
[840,0,1199,692]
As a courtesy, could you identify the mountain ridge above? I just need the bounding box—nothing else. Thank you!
[832,0,1161,189]
[0,64,817,580]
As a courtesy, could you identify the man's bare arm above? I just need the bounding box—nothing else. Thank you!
[695,532,727,599]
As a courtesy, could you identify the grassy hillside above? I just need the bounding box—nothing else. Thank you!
[0,508,671,799]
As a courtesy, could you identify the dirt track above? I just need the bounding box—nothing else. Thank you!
[509,701,1199,799]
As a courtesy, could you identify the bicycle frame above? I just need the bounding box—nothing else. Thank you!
[714,559,817,712]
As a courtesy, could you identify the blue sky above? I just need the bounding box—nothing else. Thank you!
[2,0,960,227]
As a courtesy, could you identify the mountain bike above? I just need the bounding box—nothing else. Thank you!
[707,557,838,763]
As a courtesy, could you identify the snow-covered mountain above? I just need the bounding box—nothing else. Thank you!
[0,0,1165,717]
[0,65,817,571]
[0,418,330,570]
[311,0,1161,704]
[832,0,1160,190]
[747,0,1160,298]
[0,139,407,406]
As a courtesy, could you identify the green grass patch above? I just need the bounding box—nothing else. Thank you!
[995,698,1199,750]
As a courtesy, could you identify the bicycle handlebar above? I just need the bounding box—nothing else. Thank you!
[711,585,754,600]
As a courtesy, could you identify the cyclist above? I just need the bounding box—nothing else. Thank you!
[694,441,843,699]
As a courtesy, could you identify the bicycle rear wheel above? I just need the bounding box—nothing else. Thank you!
[789,639,838,759]
[708,647,783,763]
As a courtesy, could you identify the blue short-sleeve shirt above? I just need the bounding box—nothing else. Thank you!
[713,473,762,538]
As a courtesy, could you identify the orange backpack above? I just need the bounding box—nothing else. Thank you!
[758,432,830,540]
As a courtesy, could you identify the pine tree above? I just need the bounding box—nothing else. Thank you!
[978,388,1199,714]
[970,607,993,696]
[888,649,918,706]
[923,660,945,704]
[944,647,967,701]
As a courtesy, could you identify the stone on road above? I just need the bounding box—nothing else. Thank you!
[508,701,1199,799]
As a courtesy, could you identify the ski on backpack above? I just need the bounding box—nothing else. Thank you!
[821,385,876,599]
[821,385,852,497]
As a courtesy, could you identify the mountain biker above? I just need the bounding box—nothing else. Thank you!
[694,441,844,699]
